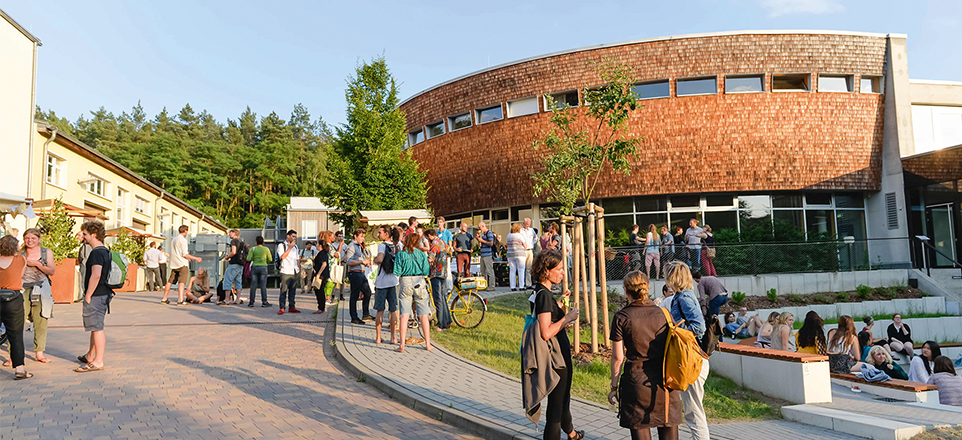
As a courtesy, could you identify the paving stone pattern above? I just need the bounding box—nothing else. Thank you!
[1,290,482,440]
[335,294,863,439]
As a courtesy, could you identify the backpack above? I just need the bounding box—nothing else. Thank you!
[105,249,129,290]
[380,243,396,275]
[659,307,707,392]
[700,314,723,356]
[237,240,250,262]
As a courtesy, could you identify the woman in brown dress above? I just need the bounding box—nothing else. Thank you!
[609,270,682,440]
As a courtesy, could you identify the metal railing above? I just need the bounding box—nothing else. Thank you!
[914,237,962,283]
[599,238,913,281]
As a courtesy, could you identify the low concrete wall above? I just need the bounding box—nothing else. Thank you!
[750,297,947,323]
[711,345,832,404]
[637,269,910,298]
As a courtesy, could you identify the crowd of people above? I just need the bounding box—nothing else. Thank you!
[629,218,717,281]
[1,221,118,380]
[719,305,962,406]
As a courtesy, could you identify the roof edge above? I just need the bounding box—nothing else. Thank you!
[399,29,894,106]
[909,79,962,86]
[0,8,42,45]
[35,122,227,231]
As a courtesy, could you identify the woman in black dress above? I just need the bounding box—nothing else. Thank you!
[531,250,584,440]
[609,271,682,440]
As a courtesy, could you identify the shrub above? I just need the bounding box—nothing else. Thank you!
[893,281,908,295]
[856,284,871,299]
[786,293,804,303]
[766,288,777,303]
[110,229,146,265]
[836,291,849,302]
[37,198,80,261]
[814,293,833,304]
[882,286,898,300]
[730,291,746,306]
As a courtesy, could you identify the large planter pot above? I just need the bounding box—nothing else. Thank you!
[118,263,139,292]
[51,258,77,304]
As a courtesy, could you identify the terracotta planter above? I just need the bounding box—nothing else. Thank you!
[51,258,77,304]
[118,263,139,292]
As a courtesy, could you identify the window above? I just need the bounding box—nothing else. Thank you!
[545,91,579,111]
[818,74,853,92]
[86,173,106,197]
[633,80,670,99]
[772,194,803,208]
[408,129,424,147]
[725,75,764,93]
[602,197,634,214]
[861,76,882,94]
[159,207,169,237]
[670,195,700,209]
[507,97,539,117]
[426,121,445,139]
[476,105,503,124]
[116,187,129,227]
[805,193,833,206]
[705,194,735,207]
[134,196,149,215]
[676,77,717,96]
[834,192,864,208]
[772,74,810,91]
[448,113,472,131]
[492,209,509,221]
[635,196,667,212]
[45,153,66,187]
[302,220,318,240]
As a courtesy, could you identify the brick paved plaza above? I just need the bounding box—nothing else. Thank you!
[0,290,481,440]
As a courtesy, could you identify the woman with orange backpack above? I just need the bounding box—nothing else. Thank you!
[665,261,710,440]
[609,271,682,439]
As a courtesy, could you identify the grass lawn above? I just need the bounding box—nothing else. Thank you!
[433,293,781,422]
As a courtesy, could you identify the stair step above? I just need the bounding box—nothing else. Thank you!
[782,404,927,440]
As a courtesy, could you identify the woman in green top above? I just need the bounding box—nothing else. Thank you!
[395,232,432,353]
[246,236,273,308]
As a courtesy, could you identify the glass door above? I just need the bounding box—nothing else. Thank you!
[927,203,956,266]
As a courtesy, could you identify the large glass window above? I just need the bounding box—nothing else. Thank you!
[705,194,735,207]
[670,195,700,209]
[670,212,702,235]
[835,192,864,208]
[861,76,882,94]
[725,75,764,93]
[635,196,667,212]
[703,211,738,235]
[773,210,805,241]
[635,213,668,231]
[806,210,836,239]
[676,77,717,96]
[604,215,635,246]
[836,210,866,240]
[603,197,633,214]
[773,194,803,208]
[805,193,833,206]
[633,80,670,99]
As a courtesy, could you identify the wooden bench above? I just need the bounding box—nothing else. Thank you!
[830,372,940,404]
[711,342,832,404]
[719,342,829,363]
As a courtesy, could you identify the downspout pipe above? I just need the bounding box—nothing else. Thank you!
[40,127,58,201]
[26,40,39,200]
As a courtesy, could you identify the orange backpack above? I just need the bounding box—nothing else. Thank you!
[659,307,707,392]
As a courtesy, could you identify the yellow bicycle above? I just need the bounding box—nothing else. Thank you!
[425,276,488,329]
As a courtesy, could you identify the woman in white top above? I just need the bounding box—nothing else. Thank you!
[505,223,527,291]
[157,245,169,286]
[770,312,796,351]
[908,341,941,383]
[754,311,780,349]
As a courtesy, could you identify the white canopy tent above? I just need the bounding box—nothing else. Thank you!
[358,209,433,227]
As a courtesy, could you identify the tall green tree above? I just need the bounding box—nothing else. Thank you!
[326,56,428,225]
[531,59,641,214]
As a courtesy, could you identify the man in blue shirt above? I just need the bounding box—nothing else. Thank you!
[476,221,497,291]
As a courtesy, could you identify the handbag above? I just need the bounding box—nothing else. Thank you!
[330,264,344,284]
[0,289,21,302]
[311,275,323,290]
[707,247,716,259]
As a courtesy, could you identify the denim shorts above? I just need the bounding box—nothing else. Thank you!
[374,286,398,312]
[398,276,431,317]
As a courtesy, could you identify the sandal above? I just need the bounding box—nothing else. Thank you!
[34,357,52,363]
[15,371,34,380]
[75,363,104,373]
[568,430,585,440]
[77,354,89,364]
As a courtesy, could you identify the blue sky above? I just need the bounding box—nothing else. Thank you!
[4,0,960,127]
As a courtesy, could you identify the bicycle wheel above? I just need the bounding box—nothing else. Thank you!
[450,291,487,329]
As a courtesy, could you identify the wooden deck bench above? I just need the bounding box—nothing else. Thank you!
[830,372,939,404]
[711,342,831,404]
